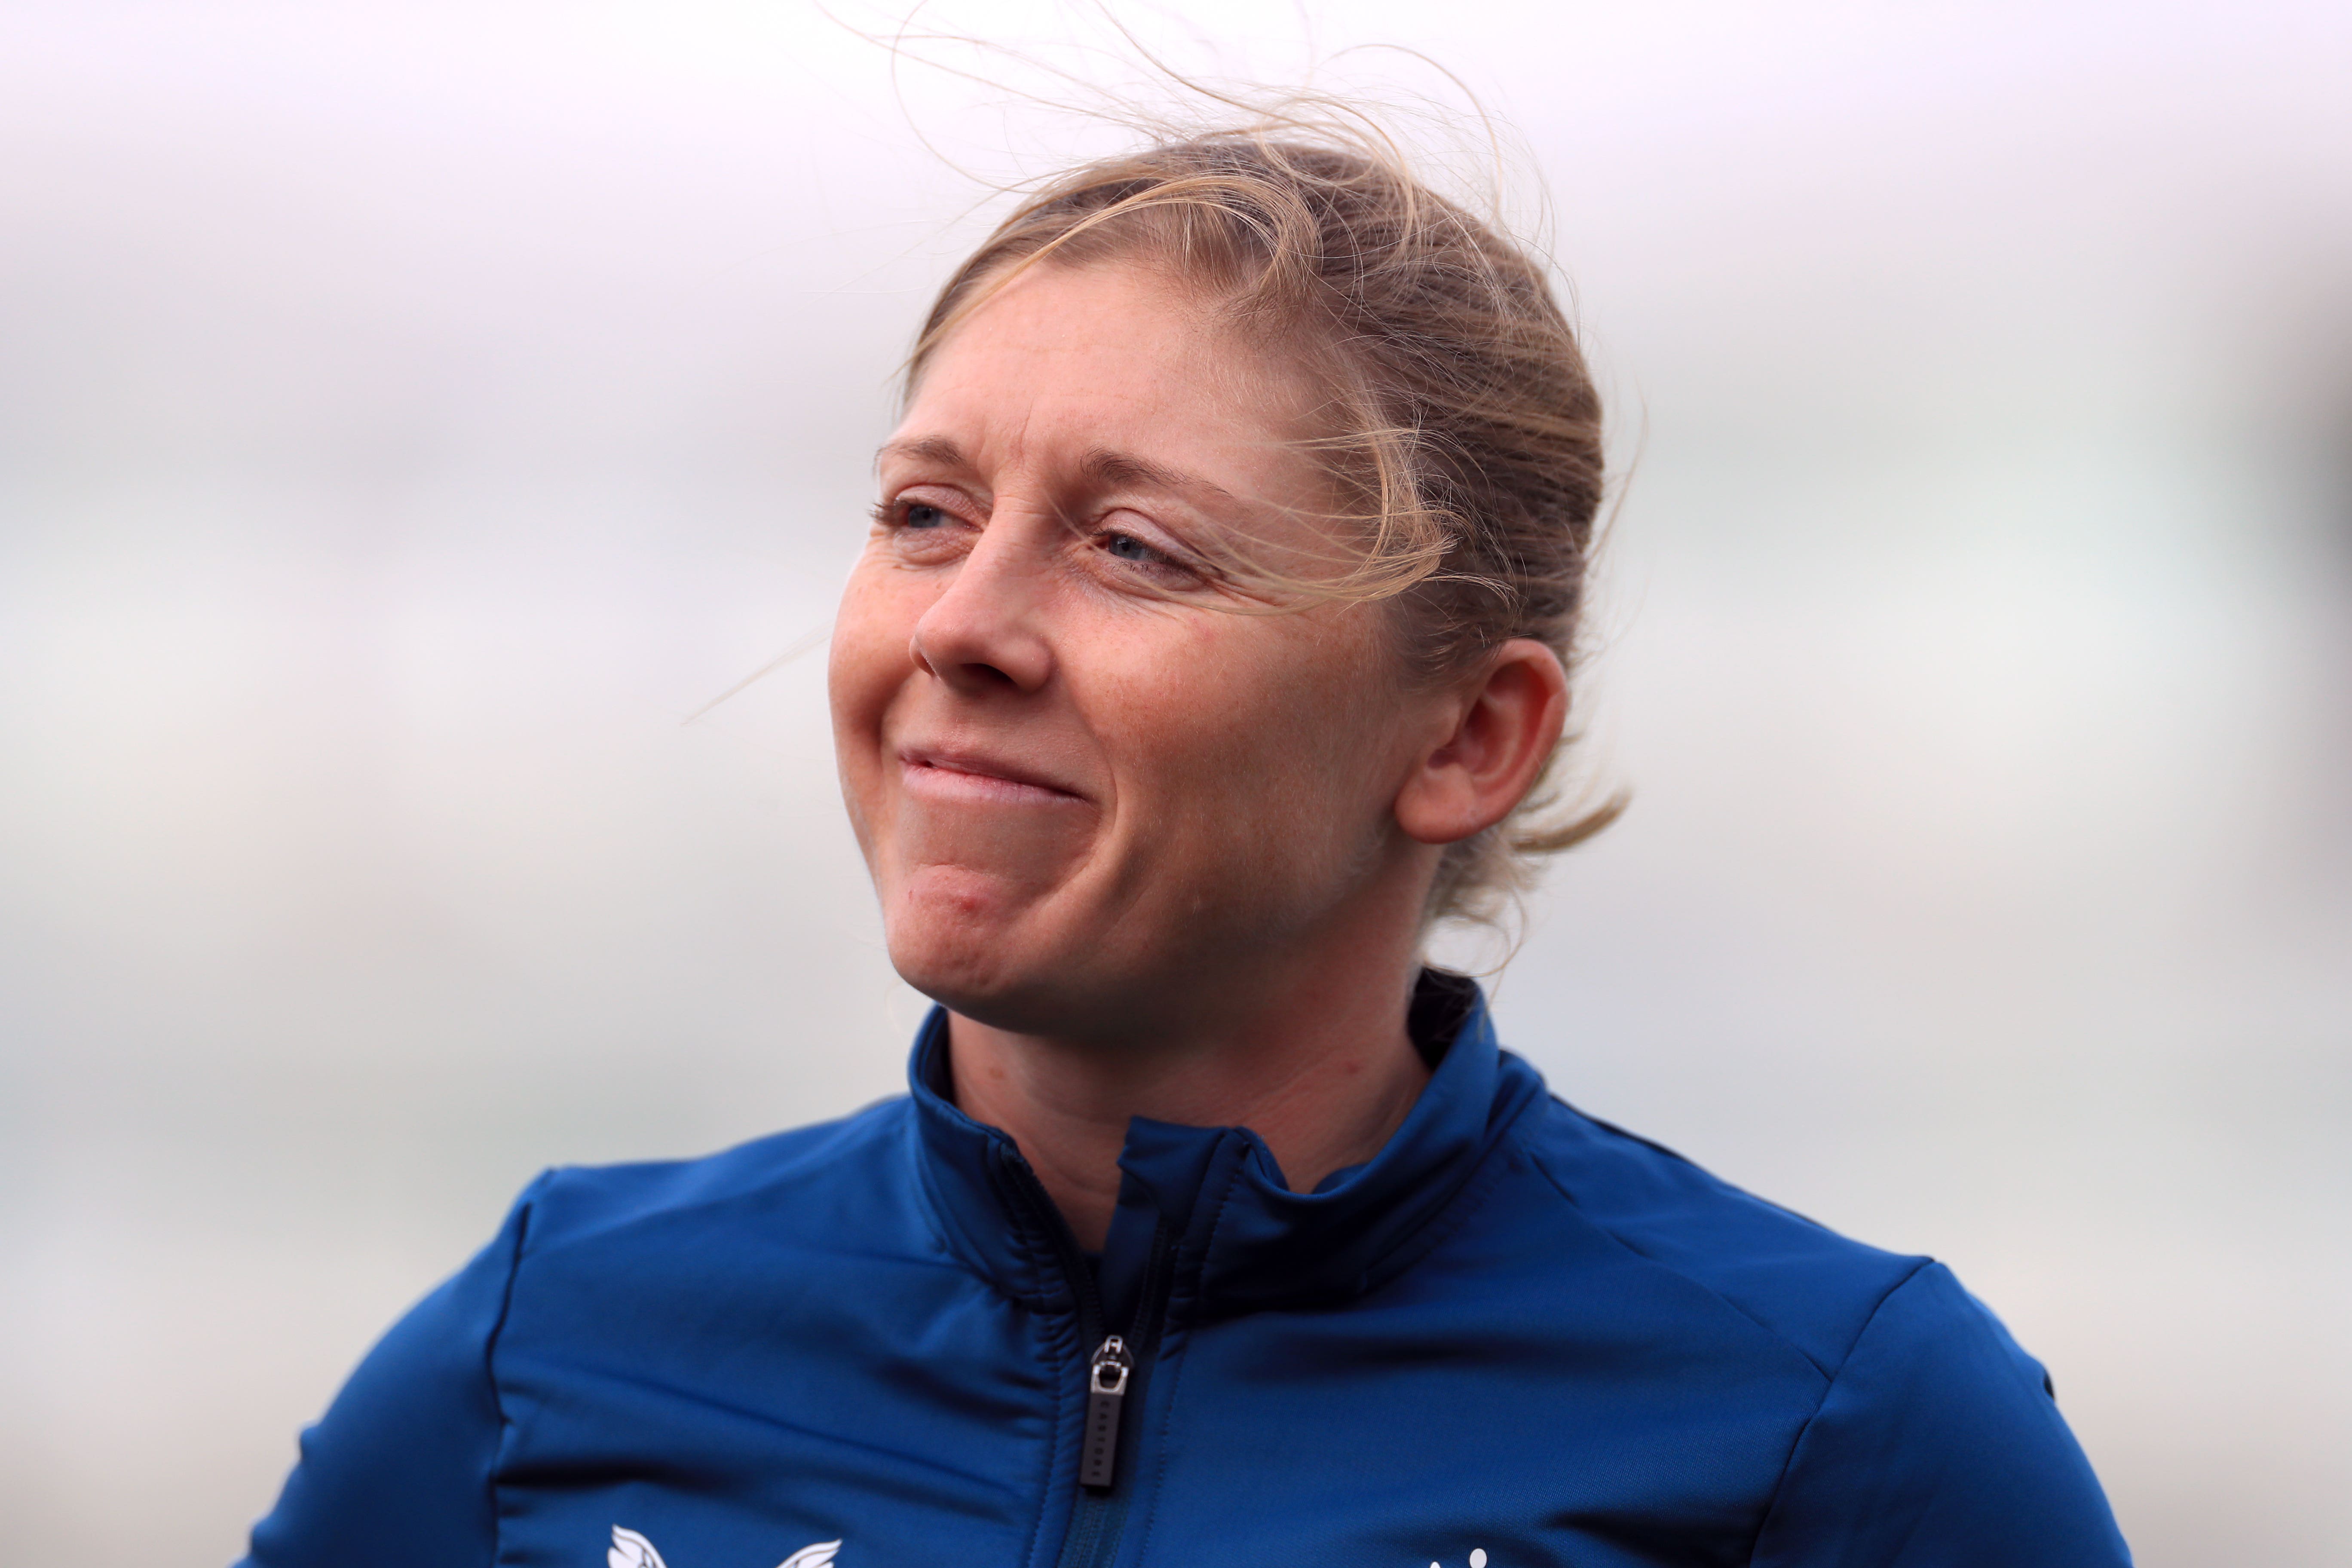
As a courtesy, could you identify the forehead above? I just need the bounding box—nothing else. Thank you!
[891,261,1321,487]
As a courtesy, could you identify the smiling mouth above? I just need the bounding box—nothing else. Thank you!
[899,749,1087,805]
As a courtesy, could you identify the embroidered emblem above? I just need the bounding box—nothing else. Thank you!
[609,1524,842,1568]
[610,1528,668,1568]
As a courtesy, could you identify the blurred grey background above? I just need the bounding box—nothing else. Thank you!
[2,1,2346,1562]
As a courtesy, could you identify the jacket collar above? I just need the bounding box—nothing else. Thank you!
[903,970,1546,1319]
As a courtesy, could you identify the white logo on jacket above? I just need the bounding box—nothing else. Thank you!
[610,1523,840,1568]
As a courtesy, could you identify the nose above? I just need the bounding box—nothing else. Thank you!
[908,512,1056,695]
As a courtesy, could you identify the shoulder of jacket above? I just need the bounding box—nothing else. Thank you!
[1512,1094,1931,1380]
[512,1094,916,1254]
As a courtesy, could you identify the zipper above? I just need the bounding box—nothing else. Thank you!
[1080,1335,1133,1489]
[1003,1150,1176,1568]
[1050,1237,1173,1568]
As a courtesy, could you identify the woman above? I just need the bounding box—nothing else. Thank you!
[242,130,2132,1567]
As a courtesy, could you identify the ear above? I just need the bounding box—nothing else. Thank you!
[1393,640,1570,846]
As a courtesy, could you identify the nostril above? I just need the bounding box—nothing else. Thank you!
[910,626,1035,694]
[909,608,1051,695]
[944,659,1023,691]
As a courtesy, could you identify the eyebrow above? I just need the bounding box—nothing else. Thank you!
[875,436,1241,511]
[874,435,968,472]
[1078,448,1242,510]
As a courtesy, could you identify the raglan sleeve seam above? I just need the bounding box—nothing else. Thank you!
[479,1167,558,1563]
[1743,1256,1939,1567]
[1522,1142,1900,1385]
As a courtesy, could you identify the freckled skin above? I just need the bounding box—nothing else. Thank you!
[830,263,1436,1046]
[827,260,1568,1243]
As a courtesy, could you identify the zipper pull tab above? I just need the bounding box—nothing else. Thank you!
[1080,1334,1133,1490]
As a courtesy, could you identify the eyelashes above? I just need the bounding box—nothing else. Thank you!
[869,496,950,531]
[870,495,1210,589]
[1101,530,1175,568]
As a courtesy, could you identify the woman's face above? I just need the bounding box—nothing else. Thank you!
[830,260,1449,1040]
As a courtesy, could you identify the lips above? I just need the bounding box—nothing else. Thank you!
[898,745,1088,804]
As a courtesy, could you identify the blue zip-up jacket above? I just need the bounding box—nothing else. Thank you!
[242,974,2131,1567]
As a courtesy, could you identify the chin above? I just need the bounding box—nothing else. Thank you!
[881,897,1141,1041]
[882,875,1050,1020]
[888,943,1071,1038]
[885,919,1013,1014]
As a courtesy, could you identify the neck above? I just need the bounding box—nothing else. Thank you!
[947,952,1433,1253]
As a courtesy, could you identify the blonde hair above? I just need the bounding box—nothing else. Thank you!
[907,125,1622,924]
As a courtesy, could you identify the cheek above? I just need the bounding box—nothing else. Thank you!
[829,561,922,834]
[830,562,916,726]
[1101,620,1402,859]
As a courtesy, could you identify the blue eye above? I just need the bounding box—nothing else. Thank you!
[902,503,948,529]
[1104,532,1160,563]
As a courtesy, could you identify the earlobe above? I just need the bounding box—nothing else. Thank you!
[1393,640,1570,846]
